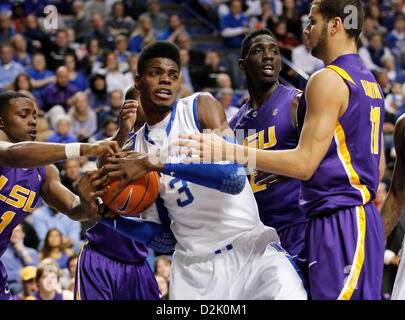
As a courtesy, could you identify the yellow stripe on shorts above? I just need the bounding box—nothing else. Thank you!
[338,205,366,300]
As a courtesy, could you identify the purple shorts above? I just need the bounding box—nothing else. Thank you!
[0,261,12,300]
[74,243,162,300]
[307,203,384,300]
[278,222,308,278]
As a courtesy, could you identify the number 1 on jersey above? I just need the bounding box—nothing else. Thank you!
[370,106,380,155]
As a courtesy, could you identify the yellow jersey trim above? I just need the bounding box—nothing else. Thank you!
[327,65,356,84]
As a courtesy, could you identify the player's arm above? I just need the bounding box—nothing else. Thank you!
[179,69,347,181]
[381,114,405,240]
[0,140,119,168]
[40,166,109,221]
[103,93,247,196]
[253,92,302,186]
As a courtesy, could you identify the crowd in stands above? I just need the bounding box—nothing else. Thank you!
[0,0,404,300]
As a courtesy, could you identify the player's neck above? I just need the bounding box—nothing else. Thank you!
[248,81,279,110]
[0,131,12,143]
[144,108,172,126]
[321,41,357,66]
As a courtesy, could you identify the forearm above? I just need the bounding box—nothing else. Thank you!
[381,193,405,240]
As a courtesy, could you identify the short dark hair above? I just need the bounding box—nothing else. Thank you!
[137,41,180,75]
[0,91,31,115]
[312,0,364,42]
[240,28,277,59]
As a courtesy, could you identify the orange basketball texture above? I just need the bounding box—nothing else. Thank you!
[101,171,160,216]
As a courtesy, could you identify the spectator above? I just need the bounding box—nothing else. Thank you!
[13,73,42,108]
[217,87,239,122]
[102,51,128,94]
[61,158,81,194]
[10,2,26,34]
[68,92,98,142]
[90,115,118,141]
[106,0,136,38]
[38,227,75,271]
[2,223,39,295]
[81,38,104,75]
[45,29,76,72]
[11,34,32,70]
[273,19,300,60]
[219,0,250,89]
[154,255,171,282]
[128,14,158,54]
[179,48,198,94]
[46,113,79,144]
[158,13,186,42]
[114,35,131,73]
[376,69,392,96]
[89,13,115,51]
[87,73,109,112]
[359,32,394,73]
[123,53,138,91]
[189,1,220,27]
[193,50,229,92]
[84,0,111,21]
[216,73,246,107]
[59,255,78,291]
[155,274,169,300]
[0,43,25,91]
[0,12,17,44]
[69,0,93,43]
[22,14,45,53]
[365,2,388,35]
[123,0,146,21]
[63,53,89,92]
[13,266,38,300]
[385,13,405,69]
[97,89,123,128]
[27,52,56,94]
[41,66,79,112]
[280,0,302,41]
[382,55,405,84]
[175,31,206,71]
[27,258,74,300]
[292,35,324,76]
[359,16,379,48]
[139,0,168,33]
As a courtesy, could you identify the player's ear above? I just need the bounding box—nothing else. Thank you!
[238,59,245,71]
[330,17,342,34]
[0,115,5,129]
[135,74,141,91]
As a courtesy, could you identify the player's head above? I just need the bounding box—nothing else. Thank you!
[239,28,281,86]
[304,0,364,59]
[135,41,180,113]
[0,91,37,143]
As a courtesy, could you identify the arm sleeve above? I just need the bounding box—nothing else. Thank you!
[163,137,247,195]
[99,216,176,253]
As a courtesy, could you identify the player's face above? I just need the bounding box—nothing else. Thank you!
[303,5,328,59]
[0,97,37,143]
[240,34,281,84]
[136,57,180,114]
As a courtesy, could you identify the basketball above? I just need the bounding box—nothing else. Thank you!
[101,171,160,216]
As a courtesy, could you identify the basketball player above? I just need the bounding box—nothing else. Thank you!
[0,91,121,300]
[178,0,386,300]
[98,41,308,300]
[380,114,405,299]
[74,85,174,300]
[229,28,308,274]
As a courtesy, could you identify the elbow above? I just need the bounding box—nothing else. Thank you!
[296,161,317,181]
[219,167,247,195]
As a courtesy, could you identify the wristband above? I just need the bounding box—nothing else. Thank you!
[65,143,81,159]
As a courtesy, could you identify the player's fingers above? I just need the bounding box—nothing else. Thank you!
[182,156,202,163]
[177,146,201,157]
[111,180,128,197]
[178,133,203,142]
[93,186,111,198]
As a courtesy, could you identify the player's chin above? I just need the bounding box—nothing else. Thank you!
[27,133,37,141]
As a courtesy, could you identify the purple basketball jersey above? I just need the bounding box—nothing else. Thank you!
[0,166,46,298]
[229,85,308,232]
[297,54,385,217]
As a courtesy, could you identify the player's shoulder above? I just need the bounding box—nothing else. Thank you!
[306,67,348,95]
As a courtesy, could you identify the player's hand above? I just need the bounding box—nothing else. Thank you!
[81,140,120,158]
[103,151,162,197]
[176,133,233,163]
[119,99,138,133]
[253,170,293,186]
[77,169,111,221]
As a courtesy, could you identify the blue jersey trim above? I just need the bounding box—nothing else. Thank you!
[192,93,201,132]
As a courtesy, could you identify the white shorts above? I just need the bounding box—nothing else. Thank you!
[169,224,308,300]
[391,235,405,300]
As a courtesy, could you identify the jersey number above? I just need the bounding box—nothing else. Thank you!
[370,106,380,155]
[169,178,194,207]
[0,211,16,234]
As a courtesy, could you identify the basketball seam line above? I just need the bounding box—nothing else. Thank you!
[125,173,150,216]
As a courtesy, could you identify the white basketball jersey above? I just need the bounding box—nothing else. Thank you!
[133,93,279,256]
